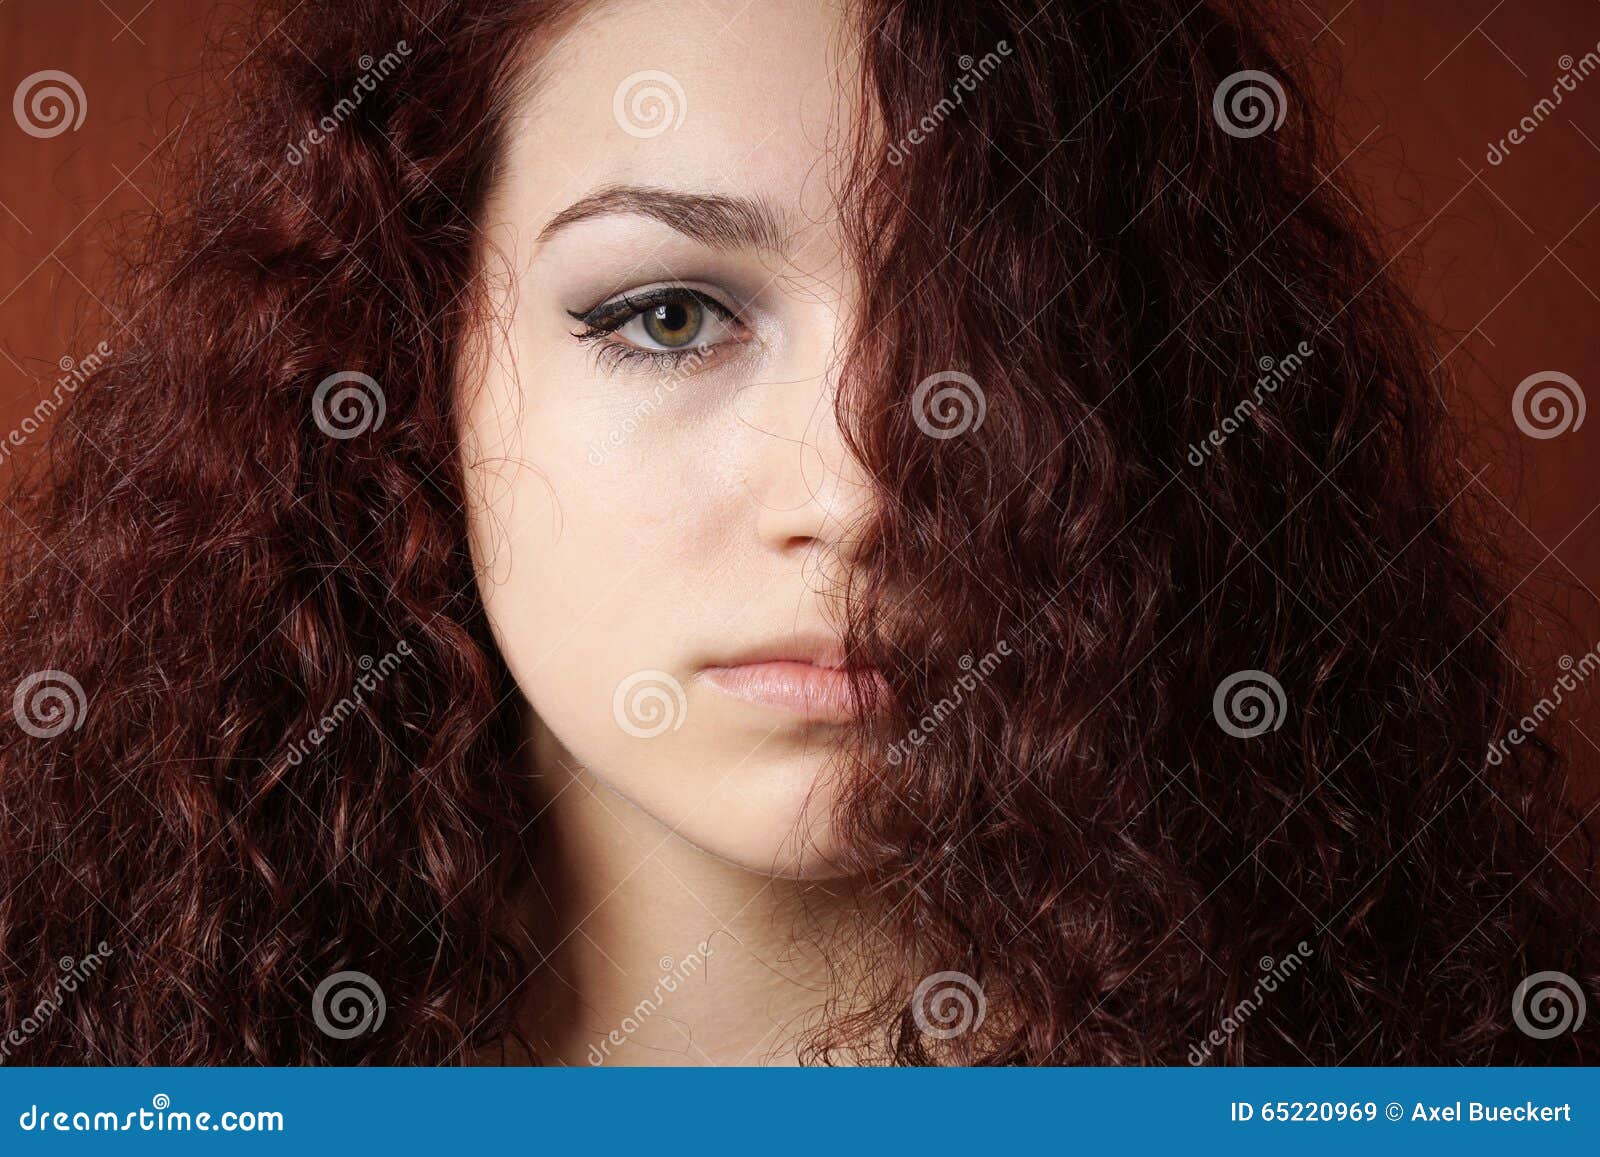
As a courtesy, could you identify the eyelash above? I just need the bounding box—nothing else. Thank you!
[567,286,745,374]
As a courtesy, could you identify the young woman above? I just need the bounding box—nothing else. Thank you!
[1,0,1594,1065]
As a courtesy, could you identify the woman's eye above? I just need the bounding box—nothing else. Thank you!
[567,287,745,366]
[629,297,707,348]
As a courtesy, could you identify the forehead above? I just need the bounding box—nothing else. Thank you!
[501,0,865,233]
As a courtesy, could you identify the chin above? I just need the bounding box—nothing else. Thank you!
[647,760,857,880]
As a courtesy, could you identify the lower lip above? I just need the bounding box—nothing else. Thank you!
[701,661,880,722]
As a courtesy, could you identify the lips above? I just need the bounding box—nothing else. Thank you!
[700,630,902,720]
[699,635,887,721]
[701,660,872,721]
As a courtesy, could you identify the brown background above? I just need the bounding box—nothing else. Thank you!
[2,0,1598,769]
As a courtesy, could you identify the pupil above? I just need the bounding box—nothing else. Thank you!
[644,299,700,347]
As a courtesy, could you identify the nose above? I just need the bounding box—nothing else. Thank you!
[747,349,878,569]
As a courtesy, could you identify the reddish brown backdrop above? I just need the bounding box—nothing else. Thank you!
[2,1,1598,771]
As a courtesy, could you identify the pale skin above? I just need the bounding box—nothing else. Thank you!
[458,0,890,1064]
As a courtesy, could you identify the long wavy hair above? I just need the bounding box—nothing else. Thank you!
[2,0,1595,1064]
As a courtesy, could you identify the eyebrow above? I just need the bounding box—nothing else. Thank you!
[535,184,791,252]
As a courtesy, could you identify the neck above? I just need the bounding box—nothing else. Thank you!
[501,717,867,1066]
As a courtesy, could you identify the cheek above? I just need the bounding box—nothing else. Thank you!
[461,410,853,877]
[456,317,862,876]
[466,432,701,726]
[460,386,735,781]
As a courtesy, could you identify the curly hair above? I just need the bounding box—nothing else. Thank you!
[1,0,1595,1064]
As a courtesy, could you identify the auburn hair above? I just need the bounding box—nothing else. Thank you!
[1,0,1595,1064]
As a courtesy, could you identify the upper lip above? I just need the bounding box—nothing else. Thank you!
[706,632,861,671]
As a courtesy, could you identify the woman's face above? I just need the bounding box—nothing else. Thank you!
[460,0,881,877]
